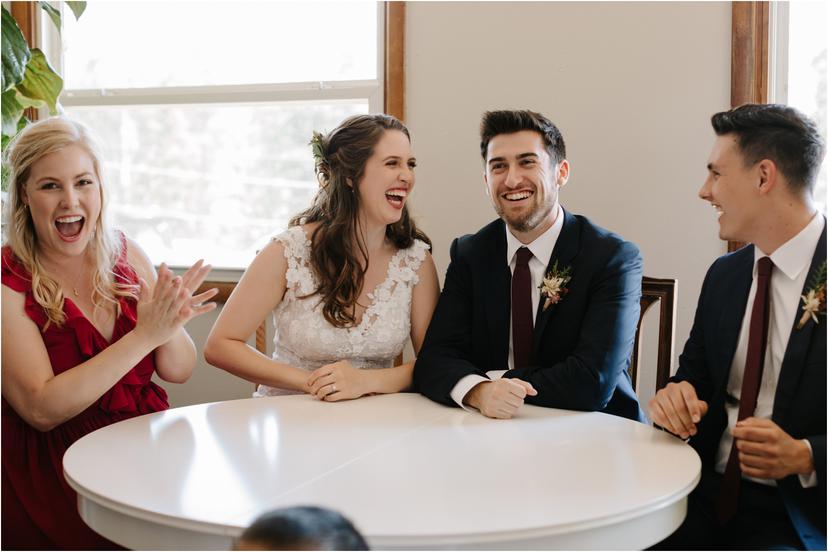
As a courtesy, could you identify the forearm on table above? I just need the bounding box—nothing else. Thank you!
[510,357,610,411]
[204,338,309,392]
[21,331,157,431]
[363,361,414,394]
[414,345,483,404]
[154,329,196,383]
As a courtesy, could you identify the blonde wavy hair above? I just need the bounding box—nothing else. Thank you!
[3,117,136,328]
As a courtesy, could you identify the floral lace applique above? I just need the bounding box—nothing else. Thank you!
[257,227,428,397]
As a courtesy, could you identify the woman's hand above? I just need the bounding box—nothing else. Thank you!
[307,360,367,401]
[134,262,217,348]
[174,260,218,323]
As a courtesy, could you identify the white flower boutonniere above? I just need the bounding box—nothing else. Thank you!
[797,261,826,330]
[539,261,572,311]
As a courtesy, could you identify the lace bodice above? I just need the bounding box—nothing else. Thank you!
[254,226,429,397]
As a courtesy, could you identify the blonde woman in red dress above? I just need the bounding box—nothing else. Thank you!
[1,117,218,550]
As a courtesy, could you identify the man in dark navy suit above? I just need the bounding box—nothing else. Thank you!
[650,104,825,550]
[414,110,645,422]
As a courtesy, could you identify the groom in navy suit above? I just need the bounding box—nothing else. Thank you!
[414,110,645,422]
[650,104,825,550]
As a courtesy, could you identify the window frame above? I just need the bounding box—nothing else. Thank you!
[25,1,406,284]
[728,1,769,253]
[54,2,389,112]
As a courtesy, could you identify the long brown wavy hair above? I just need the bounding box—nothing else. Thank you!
[289,114,430,328]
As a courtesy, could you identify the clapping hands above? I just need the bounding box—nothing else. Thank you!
[135,260,218,348]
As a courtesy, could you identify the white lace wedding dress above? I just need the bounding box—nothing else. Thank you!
[253,225,429,397]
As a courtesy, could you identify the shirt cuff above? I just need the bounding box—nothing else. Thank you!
[486,370,507,380]
[450,374,490,411]
[798,439,818,488]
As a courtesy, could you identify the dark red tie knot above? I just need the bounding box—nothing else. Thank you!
[757,256,773,277]
[516,247,533,267]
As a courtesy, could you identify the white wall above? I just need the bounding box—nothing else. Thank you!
[164,1,732,409]
[405,2,731,408]
[155,306,264,407]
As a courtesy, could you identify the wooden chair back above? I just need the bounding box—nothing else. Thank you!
[197,282,268,355]
[630,277,677,393]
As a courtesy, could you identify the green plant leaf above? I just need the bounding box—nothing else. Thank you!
[66,1,86,20]
[1,7,32,92]
[14,91,46,110]
[38,2,61,31]
[1,88,25,135]
[16,49,62,115]
[1,116,28,192]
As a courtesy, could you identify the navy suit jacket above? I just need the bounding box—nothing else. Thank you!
[414,210,646,422]
[672,223,826,550]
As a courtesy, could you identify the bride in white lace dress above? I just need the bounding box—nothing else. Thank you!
[205,115,439,400]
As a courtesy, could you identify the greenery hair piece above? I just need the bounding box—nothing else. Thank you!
[309,130,326,174]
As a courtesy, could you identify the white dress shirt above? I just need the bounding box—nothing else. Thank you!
[449,205,565,409]
[713,213,824,488]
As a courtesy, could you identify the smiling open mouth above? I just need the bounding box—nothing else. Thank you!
[503,190,534,202]
[385,189,407,208]
[55,215,85,238]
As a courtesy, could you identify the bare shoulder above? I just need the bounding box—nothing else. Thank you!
[244,237,289,285]
[416,248,438,277]
[257,236,287,263]
[1,283,26,311]
[123,235,156,282]
[301,222,321,236]
[413,249,439,296]
[1,283,38,336]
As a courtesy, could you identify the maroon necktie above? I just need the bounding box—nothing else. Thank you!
[716,256,774,525]
[512,247,534,370]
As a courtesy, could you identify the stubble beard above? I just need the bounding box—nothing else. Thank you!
[498,196,554,234]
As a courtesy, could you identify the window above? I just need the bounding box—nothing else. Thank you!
[770,1,827,213]
[47,2,386,269]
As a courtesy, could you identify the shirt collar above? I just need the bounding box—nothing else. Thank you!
[754,213,825,280]
[506,204,564,266]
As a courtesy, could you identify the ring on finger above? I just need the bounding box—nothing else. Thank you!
[331,383,337,393]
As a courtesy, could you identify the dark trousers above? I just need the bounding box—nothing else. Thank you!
[652,469,804,551]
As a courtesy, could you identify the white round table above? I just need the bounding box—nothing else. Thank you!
[63,393,700,550]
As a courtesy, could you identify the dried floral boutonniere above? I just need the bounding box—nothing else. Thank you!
[797,261,826,330]
[539,261,572,311]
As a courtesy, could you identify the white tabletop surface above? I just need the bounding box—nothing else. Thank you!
[64,393,700,550]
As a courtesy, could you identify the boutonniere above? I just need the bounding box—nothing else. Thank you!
[539,261,572,311]
[797,261,826,329]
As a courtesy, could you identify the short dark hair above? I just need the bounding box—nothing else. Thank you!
[480,110,566,163]
[236,506,369,550]
[711,103,825,194]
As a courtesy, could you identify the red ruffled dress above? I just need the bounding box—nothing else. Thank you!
[1,242,169,550]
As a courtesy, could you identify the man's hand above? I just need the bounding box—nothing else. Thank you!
[732,417,814,480]
[464,378,537,419]
[648,381,709,439]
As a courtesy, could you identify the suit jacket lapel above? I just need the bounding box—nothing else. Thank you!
[484,221,511,370]
[715,249,754,390]
[773,221,827,421]
[533,209,580,353]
